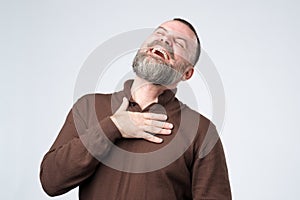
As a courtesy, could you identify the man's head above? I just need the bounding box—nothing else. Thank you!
[132,18,201,86]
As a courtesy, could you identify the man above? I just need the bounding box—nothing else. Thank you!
[40,18,232,199]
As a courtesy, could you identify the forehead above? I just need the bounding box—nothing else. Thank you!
[158,20,197,42]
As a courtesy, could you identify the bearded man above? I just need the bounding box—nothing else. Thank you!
[40,18,232,200]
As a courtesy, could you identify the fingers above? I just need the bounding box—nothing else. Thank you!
[139,132,163,143]
[141,113,173,136]
[144,120,173,130]
[142,112,168,121]
[143,125,172,135]
[116,97,129,112]
[113,100,173,143]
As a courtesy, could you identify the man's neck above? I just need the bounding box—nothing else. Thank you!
[131,77,166,110]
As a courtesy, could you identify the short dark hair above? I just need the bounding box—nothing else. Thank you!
[173,18,201,65]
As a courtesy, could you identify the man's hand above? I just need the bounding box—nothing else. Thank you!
[110,97,173,143]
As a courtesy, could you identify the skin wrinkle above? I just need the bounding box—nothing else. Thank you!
[147,40,175,60]
[132,39,191,86]
[155,26,196,63]
[132,51,188,86]
[40,19,232,199]
[132,21,198,87]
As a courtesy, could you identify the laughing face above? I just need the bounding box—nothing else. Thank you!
[132,20,198,86]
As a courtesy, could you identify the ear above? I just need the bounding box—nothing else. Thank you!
[181,67,194,81]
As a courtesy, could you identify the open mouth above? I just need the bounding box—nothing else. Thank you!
[149,47,170,60]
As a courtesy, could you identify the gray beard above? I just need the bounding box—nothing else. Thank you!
[132,52,186,86]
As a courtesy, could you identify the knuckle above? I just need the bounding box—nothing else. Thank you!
[158,121,164,127]
[145,119,151,126]
[152,127,160,133]
[142,133,151,140]
[149,120,155,126]
[139,125,146,131]
[150,126,156,132]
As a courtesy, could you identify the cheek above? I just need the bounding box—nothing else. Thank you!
[140,35,157,48]
[173,50,191,64]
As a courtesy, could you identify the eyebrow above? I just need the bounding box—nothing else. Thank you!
[156,26,168,32]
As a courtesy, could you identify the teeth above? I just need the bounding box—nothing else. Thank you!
[151,47,168,60]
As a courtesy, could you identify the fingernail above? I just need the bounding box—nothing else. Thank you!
[157,138,163,143]
[169,124,173,128]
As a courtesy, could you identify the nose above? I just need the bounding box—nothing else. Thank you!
[160,36,172,46]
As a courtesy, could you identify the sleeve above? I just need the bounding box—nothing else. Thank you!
[191,123,232,200]
[39,95,122,196]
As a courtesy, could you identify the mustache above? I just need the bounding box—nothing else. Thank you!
[146,40,175,60]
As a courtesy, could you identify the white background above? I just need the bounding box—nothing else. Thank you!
[1,0,299,199]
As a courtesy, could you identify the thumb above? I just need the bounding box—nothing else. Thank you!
[116,97,129,112]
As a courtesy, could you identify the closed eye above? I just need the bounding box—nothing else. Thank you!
[175,39,186,48]
[156,31,165,36]
[154,27,168,35]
